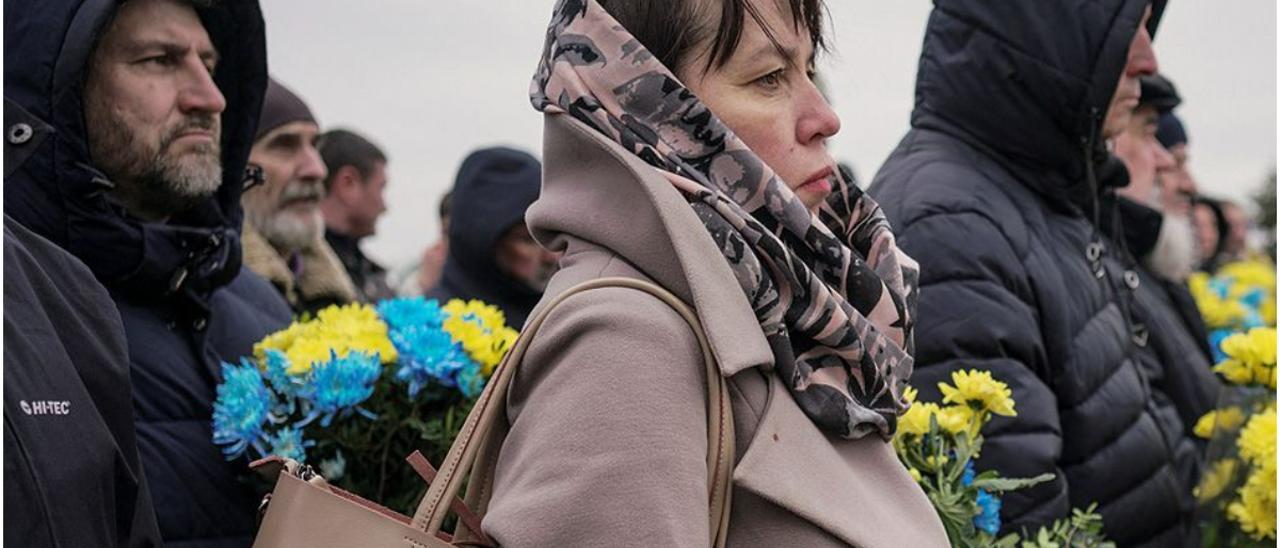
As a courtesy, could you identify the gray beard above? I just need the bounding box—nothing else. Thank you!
[247,206,323,253]
[1144,213,1198,282]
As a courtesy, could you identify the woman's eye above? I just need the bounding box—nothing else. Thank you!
[755,69,785,89]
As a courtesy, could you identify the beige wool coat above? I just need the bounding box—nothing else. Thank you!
[479,114,949,547]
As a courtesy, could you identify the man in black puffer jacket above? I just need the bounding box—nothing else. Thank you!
[4,0,290,546]
[869,1,1201,545]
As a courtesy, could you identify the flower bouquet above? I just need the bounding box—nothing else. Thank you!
[895,370,1115,548]
[1187,257,1276,545]
[1190,259,1277,362]
[1193,327,1276,546]
[212,298,518,513]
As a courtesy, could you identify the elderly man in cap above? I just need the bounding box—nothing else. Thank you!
[241,77,358,313]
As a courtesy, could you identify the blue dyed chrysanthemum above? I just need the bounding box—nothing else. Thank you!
[456,362,487,399]
[262,349,305,399]
[378,297,445,332]
[392,326,477,397]
[1208,278,1233,300]
[1210,329,1234,363]
[1239,287,1266,310]
[300,350,381,427]
[961,461,1001,535]
[974,490,1002,535]
[267,426,315,462]
[212,359,275,459]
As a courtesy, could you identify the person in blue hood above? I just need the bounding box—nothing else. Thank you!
[868,1,1203,545]
[426,147,558,329]
[4,0,290,545]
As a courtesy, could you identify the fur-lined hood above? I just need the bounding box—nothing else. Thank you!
[241,222,357,313]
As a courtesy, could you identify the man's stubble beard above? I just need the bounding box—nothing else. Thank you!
[85,97,223,218]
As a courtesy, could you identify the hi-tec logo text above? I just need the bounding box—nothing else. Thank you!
[19,400,70,416]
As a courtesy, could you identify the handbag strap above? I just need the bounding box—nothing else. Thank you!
[412,277,734,547]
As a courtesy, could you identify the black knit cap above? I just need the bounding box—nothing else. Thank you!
[1139,74,1181,114]
[1157,112,1188,148]
[255,77,317,140]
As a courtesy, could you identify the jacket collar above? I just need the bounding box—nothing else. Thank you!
[241,222,357,311]
[530,113,774,377]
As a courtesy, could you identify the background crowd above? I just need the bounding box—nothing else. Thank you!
[2,0,1276,547]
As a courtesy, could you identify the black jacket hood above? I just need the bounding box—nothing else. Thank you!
[4,0,267,315]
[430,146,542,327]
[911,0,1165,208]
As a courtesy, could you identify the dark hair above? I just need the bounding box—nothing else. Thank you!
[598,0,827,75]
[438,190,453,221]
[317,129,387,190]
[1194,195,1231,263]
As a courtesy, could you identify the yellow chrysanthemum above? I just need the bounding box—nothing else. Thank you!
[254,303,397,375]
[1237,410,1277,467]
[442,299,519,375]
[1194,407,1248,439]
[1227,459,1277,541]
[1189,273,1251,329]
[938,369,1016,417]
[908,467,922,483]
[903,385,919,406]
[936,405,977,437]
[1214,328,1278,388]
[897,402,938,438]
[925,454,949,468]
[1219,260,1277,295]
[1195,459,1239,503]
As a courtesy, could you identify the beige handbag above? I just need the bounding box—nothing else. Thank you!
[251,277,735,547]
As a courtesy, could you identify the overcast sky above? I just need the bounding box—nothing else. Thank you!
[262,0,1277,268]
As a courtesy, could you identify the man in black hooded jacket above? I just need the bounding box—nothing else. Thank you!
[4,0,290,545]
[427,147,558,329]
[869,1,1201,545]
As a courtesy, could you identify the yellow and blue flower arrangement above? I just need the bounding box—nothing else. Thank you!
[212,297,517,513]
[895,369,1114,547]
[1190,257,1277,546]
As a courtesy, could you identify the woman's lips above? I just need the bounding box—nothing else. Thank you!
[797,167,835,195]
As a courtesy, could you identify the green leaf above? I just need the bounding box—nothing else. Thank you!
[971,473,1055,493]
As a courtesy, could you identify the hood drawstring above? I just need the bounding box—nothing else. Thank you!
[1081,108,1149,349]
[1082,110,1107,281]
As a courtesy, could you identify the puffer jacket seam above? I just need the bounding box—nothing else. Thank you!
[1059,412,1161,476]
[1056,360,1134,413]
[1092,462,1182,535]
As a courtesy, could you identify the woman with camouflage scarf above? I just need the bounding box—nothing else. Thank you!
[480,1,947,545]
